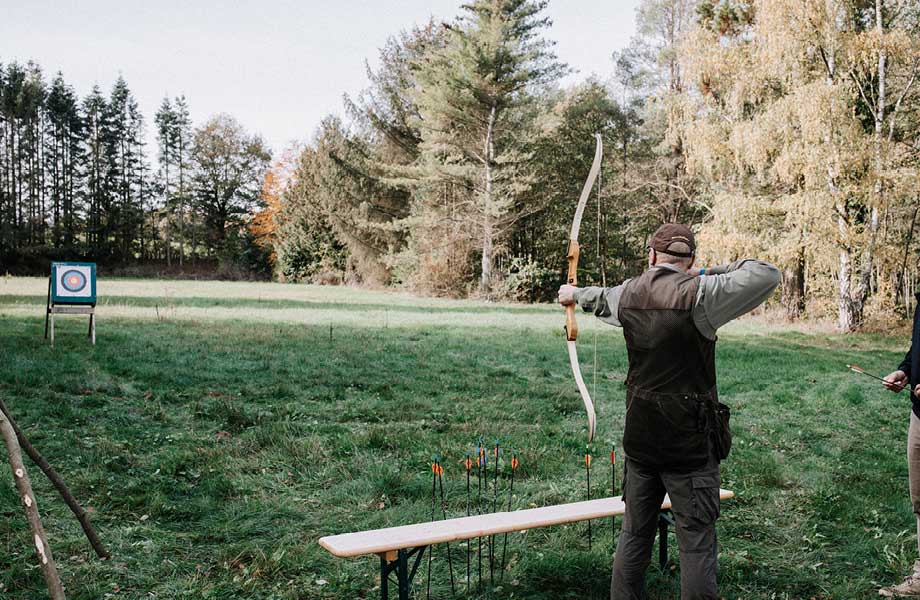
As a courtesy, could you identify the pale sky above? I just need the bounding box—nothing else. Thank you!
[1,0,641,155]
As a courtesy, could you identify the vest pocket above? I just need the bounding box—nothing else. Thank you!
[712,401,732,460]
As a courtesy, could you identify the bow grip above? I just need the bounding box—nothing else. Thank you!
[565,240,579,342]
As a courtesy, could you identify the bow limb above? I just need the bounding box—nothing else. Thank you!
[567,340,596,442]
[565,134,603,443]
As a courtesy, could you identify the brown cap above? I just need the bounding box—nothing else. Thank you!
[648,223,696,258]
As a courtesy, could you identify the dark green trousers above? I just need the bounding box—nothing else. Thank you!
[610,455,721,600]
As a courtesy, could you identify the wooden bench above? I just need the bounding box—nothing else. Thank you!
[319,489,734,599]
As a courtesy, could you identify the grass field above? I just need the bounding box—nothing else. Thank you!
[0,276,917,599]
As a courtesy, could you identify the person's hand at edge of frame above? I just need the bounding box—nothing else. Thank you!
[883,370,909,392]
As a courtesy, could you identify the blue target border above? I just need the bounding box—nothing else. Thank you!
[51,262,96,305]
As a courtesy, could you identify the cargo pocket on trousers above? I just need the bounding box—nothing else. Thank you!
[690,475,720,524]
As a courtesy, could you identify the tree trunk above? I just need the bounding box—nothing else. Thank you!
[481,218,493,293]
[850,0,888,328]
[0,412,66,600]
[178,133,186,266]
[783,244,806,320]
[165,157,171,268]
[896,204,920,309]
[838,216,853,331]
[480,105,497,293]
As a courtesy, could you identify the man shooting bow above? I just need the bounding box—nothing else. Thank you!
[558,223,780,600]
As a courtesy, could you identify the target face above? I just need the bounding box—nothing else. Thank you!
[51,262,96,305]
[61,270,87,292]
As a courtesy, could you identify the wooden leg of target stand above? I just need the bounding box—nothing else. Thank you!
[49,311,54,349]
[88,311,95,345]
[44,278,51,341]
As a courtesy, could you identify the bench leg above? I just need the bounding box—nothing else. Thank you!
[380,555,388,598]
[379,546,426,600]
[397,549,409,599]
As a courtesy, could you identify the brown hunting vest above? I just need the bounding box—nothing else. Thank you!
[617,266,720,471]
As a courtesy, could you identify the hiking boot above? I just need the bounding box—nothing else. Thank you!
[880,563,920,597]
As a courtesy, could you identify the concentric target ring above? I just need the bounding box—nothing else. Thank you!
[61,269,87,293]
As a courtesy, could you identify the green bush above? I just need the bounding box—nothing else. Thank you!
[500,257,559,302]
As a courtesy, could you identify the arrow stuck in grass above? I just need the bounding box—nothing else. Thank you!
[499,449,518,580]
[585,447,592,550]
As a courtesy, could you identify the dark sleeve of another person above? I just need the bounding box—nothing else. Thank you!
[899,345,912,380]
[902,305,920,380]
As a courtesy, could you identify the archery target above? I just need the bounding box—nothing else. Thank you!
[53,264,94,302]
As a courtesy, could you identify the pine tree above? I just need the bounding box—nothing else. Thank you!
[0,63,11,253]
[411,0,565,293]
[44,72,82,249]
[0,62,48,249]
[81,85,111,257]
[20,63,47,247]
[173,95,193,264]
[128,95,150,259]
[155,97,176,264]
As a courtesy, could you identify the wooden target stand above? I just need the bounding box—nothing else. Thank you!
[44,262,97,348]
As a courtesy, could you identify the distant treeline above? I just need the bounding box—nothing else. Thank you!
[0,62,271,276]
[258,0,920,330]
[4,0,920,330]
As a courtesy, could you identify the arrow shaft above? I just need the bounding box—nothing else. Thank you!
[849,365,907,391]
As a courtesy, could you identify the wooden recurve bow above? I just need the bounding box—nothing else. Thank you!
[564,133,603,443]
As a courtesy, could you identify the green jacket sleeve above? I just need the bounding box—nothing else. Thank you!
[573,282,629,328]
[693,259,782,340]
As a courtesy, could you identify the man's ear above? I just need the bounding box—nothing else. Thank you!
[689,255,696,269]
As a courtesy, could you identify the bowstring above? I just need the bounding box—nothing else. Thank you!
[593,159,601,407]
[593,329,598,404]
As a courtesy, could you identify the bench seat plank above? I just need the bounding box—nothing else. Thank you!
[319,489,734,558]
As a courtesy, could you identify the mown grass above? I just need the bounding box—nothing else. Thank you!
[0,276,916,599]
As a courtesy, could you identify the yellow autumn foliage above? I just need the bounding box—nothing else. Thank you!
[676,0,920,326]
